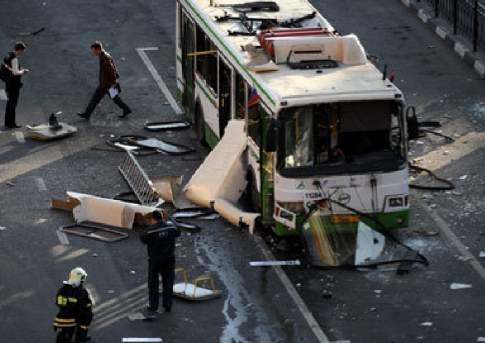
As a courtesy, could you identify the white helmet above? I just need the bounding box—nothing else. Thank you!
[67,267,87,287]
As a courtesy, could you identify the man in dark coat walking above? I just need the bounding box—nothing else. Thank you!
[78,41,131,119]
[1,42,29,129]
[140,211,180,317]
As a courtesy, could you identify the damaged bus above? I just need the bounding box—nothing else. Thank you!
[176,0,413,266]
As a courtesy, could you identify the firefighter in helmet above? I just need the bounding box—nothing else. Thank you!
[53,267,93,342]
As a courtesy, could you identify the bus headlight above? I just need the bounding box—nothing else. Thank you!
[388,197,404,207]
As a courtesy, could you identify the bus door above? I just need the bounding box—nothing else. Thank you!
[218,58,232,137]
[181,13,195,117]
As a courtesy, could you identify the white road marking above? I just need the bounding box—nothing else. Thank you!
[56,230,70,245]
[414,197,485,282]
[254,235,330,343]
[14,131,25,143]
[122,339,162,342]
[35,177,47,191]
[0,89,7,101]
[136,47,183,115]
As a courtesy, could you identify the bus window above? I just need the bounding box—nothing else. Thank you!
[235,72,246,119]
[247,87,261,145]
[196,26,217,93]
[284,107,314,168]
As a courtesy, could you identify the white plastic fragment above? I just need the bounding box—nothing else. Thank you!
[476,337,485,342]
[0,226,7,231]
[459,175,468,180]
[449,283,472,290]
[420,322,433,327]
[249,260,301,267]
[479,252,485,258]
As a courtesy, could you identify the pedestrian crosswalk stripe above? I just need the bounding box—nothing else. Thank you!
[0,89,7,101]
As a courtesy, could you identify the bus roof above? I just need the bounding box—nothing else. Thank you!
[183,0,402,110]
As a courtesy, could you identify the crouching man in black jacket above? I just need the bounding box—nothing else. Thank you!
[140,211,180,317]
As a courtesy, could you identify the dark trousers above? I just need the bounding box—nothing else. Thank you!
[55,326,89,343]
[84,85,131,116]
[4,83,20,127]
[148,257,175,311]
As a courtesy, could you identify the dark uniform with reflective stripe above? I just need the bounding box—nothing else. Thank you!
[140,223,180,312]
[53,283,93,343]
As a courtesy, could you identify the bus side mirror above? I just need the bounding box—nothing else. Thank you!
[406,106,420,141]
[265,118,280,152]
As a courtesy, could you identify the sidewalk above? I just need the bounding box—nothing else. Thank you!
[399,0,485,78]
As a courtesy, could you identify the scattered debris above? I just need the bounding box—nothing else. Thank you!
[27,112,77,141]
[479,252,485,258]
[476,337,485,342]
[249,260,301,267]
[0,226,7,231]
[173,268,222,301]
[144,120,191,132]
[322,290,332,299]
[134,137,194,155]
[60,223,129,242]
[130,270,136,275]
[301,205,428,270]
[128,313,147,321]
[19,27,45,36]
[107,290,115,294]
[92,253,98,258]
[420,322,433,327]
[459,175,468,180]
[374,290,382,295]
[51,192,156,229]
[449,283,472,290]
[6,181,15,187]
[171,208,217,220]
[118,151,160,205]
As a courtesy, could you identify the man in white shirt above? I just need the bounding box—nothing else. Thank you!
[2,42,29,129]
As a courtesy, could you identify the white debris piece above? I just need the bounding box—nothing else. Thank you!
[249,260,301,267]
[0,226,7,231]
[449,283,472,290]
[479,252,485,258]
[420,322,433,327]
[476,337,485,342]
[459,175,468,180]
[374,290,383,295]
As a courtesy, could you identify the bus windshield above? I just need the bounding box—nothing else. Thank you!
[279,101,406,176]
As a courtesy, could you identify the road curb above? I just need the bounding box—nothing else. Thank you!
[399,0,485,79]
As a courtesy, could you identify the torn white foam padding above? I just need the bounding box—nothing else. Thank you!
[213,198,259,234]
[67,192,156,229]
[184,120,248,207]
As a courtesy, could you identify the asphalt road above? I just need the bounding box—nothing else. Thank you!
[1,0,484,343]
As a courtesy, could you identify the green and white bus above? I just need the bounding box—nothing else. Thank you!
[175,0,410,237]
